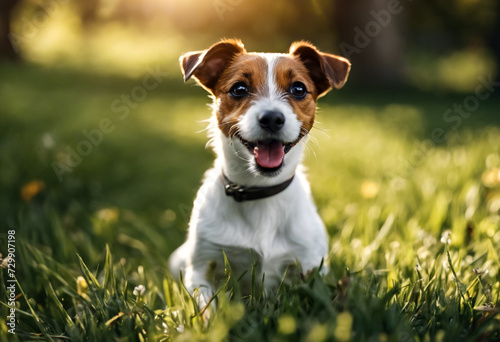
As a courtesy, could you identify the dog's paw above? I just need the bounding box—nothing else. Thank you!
[194,286,216,323]
[194,286,213,308]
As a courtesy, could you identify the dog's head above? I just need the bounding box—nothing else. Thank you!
[180,39,350,182]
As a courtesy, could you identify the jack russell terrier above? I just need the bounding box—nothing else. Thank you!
[169,39,350,308]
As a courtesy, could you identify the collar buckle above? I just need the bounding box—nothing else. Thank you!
[224,184,247,202]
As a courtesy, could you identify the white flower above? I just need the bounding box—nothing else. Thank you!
[440,230,452,245]
[133,285,146,296]
[473,268,488,276]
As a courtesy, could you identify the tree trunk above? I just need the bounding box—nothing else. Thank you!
[0,0,20,60]
[334,0,405,87]
[487,4,500,84]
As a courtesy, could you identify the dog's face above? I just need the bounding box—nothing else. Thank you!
[181,40,350,178]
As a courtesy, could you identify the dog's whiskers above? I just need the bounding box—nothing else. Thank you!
[306,131,320,148]
[230,131,253,163]
[228,124,241,138]
[311,122,330,139]
[302,138,317,158]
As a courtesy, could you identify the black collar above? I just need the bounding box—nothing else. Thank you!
[222,173,295,202]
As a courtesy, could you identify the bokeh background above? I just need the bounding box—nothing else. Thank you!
[2,0,500,87]
[1,0,500,339]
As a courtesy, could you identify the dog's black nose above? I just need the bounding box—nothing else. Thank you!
[258,111,285,133]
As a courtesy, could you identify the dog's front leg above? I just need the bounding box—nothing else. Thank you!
[179,238,231,314]
[169,240,217,312]
[183,264,214,310]
[289,210,330,277]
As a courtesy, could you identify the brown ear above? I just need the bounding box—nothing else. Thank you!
[289,41,351,97]
[180,39,246,93]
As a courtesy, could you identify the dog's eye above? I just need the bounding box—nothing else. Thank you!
[229,82,249,98]
[290,82,308,100]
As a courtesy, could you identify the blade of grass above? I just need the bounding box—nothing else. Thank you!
[17,278,55,342]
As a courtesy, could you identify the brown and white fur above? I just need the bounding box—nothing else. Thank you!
[169,39,350,307]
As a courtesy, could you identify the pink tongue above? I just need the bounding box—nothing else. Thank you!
[254,141,285,168]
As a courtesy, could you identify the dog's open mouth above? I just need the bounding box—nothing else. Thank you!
[235,134,304,171]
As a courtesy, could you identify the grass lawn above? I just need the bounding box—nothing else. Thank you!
[1,61,500,341]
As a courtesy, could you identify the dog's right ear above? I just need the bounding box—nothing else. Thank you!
[180,39,246,93]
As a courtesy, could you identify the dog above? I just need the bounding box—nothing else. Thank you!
[169,39,350,308]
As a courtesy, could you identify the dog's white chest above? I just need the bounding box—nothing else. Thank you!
[192,169,300,258]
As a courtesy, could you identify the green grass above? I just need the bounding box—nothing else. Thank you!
[1,61,500,341]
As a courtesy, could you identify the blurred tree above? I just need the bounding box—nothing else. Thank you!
[3,0,497,84]
[77,0,99,29]
[409,0,499,80]
[333,0,405,87]
[487,9,500,82]
[0,0,20,60]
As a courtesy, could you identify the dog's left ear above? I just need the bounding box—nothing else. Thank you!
[180,39,246,93]
[289,41,351,97]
